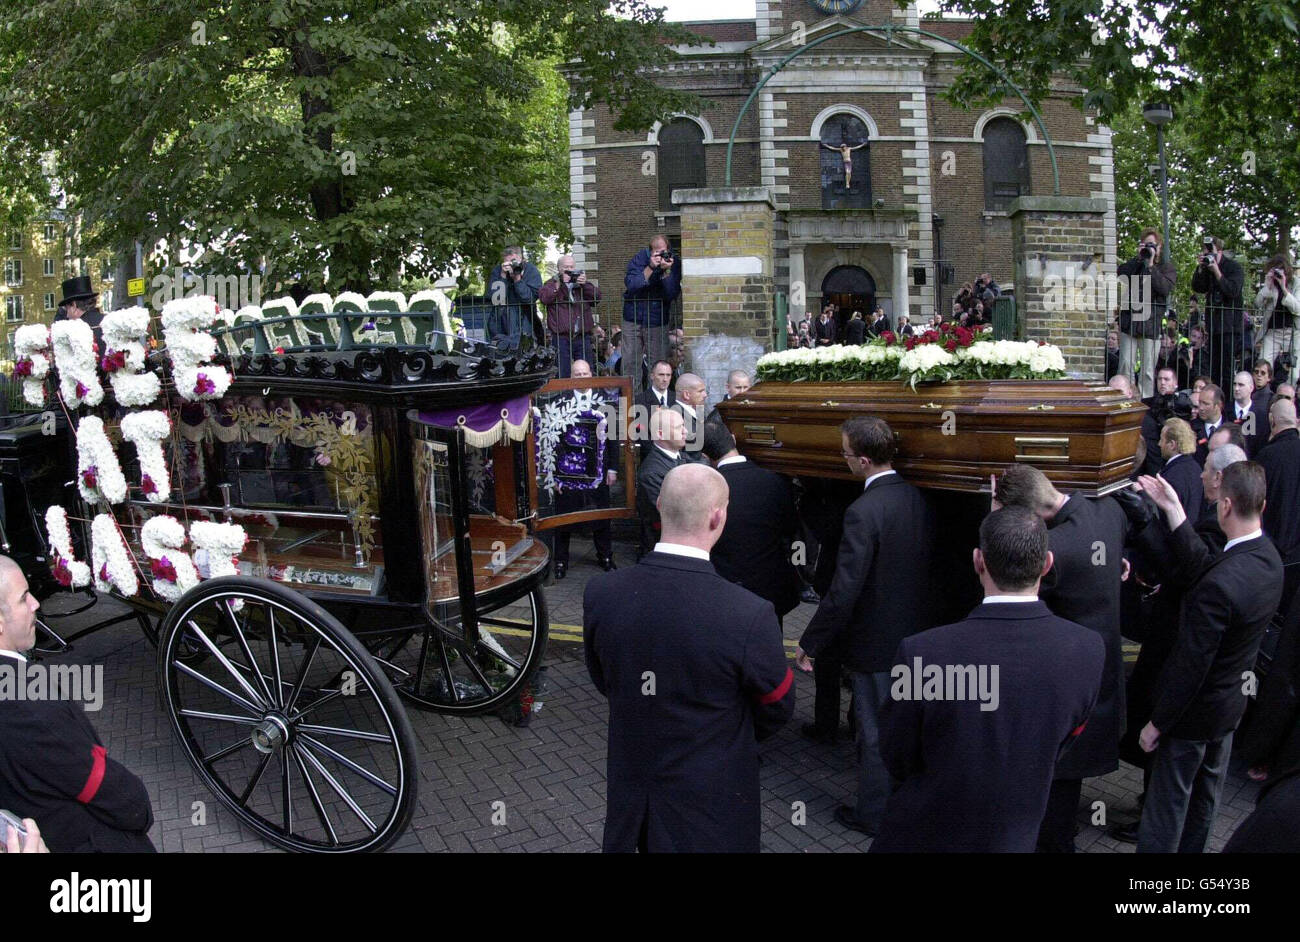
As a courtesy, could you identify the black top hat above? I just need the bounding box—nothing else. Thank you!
[60,275,97,305]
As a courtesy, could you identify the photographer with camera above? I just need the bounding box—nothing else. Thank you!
[1117,229,1178,399]
[487,246,544,350]
[540,254,601,378]
[1191,235,1245,390]
[1253,254,1300,386]
[622,235,682,391]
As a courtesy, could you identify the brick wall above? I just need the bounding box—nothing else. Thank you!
[1010,197,1109,378]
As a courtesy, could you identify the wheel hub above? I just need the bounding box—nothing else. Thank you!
[251,713,291,754]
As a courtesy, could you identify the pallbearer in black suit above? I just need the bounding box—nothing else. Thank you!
[1190,384,1226,466]
[796,416,937,836]
[584,464,795,852]
[636,408,688,553]
[0,557,155,852]
[1134,464,1284,853]
[701,422,800,626]
[992,465,1130,852]
[671,373,708,462]
[1229,371,1270,457]
[871,509,1105,852]
[1156,418,1203,520]
[632,360,676,465]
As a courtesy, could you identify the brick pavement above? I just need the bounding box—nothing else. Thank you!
[36,530,1258,853]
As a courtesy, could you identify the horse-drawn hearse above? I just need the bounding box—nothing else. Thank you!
[3,292,635,853]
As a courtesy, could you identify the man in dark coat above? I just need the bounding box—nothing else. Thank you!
[539,255,601,378]
[486,246,543,349]
[813,309,837,346]
[1134,464,1284,853]
[1227,598,1300,852]
[844,311,866,345]
[1190,237,1245,390]
[1190,384,1226,466]
[796,416,937,835]
[1257,399,1300,578]
[702,422,800,625]
[584,463,795,852]
[1117,229,1177,399]
[1229,370,1270,457]
[1156,418,1203,519]
[0,557,155,852]
[1138,366,1184,476]
[621,235,682,390]
[870,508,1105,853]
[54,275,104,329]
[635,408,688,553]
[993,465,1130,852]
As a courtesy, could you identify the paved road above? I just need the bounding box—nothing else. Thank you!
[37,532,1260,852]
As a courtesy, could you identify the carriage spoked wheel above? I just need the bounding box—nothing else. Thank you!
[157,577,417,853]
[363,587,548,715]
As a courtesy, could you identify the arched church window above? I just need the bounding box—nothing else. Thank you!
[658,118,707,212]
[981,117,1031,211]
[819,114,871,209]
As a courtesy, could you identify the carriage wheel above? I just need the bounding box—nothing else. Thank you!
[364,587,548,715]
[157,577,417,853]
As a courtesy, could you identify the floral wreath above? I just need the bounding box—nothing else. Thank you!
[189,521,248,579]
[76,416,128,505]
[101,308,161,408]
[44,505,91,588]
[91,512,139,597]
[162,296,232,401]
[120,410,172,502]
[140,515,201,602]
[13,324,52,408]
[535,388,609,495]
[51,319,104,408]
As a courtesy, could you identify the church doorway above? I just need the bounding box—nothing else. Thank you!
[821,265,876,337]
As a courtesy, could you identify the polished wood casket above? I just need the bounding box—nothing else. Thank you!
[713,379,1146,495]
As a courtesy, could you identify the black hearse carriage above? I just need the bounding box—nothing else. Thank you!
[5,301,636,853]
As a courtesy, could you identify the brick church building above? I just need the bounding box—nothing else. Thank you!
[566,0,1116,335]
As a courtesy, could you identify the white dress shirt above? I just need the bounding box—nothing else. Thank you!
[717,455,747,468]
[1223,529,1263,553]
[984,595,1039,604]
[653,444,680,460]
[864,469,897,490]
[653,542,711,561]
[0,647,27,663]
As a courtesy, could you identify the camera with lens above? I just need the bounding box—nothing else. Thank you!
[1151,390,1193,425]
[1139,244,1155,261]
[659,250,674,265]
[507,260,525,275]
[568,270,583,282]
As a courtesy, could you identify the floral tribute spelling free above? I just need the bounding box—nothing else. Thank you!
[756,323,1069,389]
[21,295,248,601]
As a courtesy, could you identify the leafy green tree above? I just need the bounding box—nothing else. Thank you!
[927,0,1299,259]
[0,1,705,292]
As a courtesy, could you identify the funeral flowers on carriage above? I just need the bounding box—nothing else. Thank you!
[51,319,105,408]
[535,388,609,495]
[756,323,1068,387]
[161,295,232,401]
[13,324,52,407]
[75,416,128,505]
[44,505,92,589]
[101,308,161,407]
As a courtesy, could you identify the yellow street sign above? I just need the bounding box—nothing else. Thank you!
[127,277,146,297]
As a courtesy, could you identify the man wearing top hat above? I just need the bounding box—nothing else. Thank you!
[55,275,104,329]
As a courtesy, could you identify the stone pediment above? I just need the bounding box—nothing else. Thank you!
[786,209,915,245]
[748,15,932,59]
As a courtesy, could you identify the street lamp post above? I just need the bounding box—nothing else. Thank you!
[1143,102,1174,264]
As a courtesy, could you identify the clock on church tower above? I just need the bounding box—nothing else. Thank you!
[807,0,864,13]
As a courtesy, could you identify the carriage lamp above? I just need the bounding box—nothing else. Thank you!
[1142,102,1174,263]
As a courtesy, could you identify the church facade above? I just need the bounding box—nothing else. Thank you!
[567,0,1116,330]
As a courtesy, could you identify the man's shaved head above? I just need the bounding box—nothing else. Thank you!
[658,463,728,537]
[651,407,686,450]
[1271,397,1297,431]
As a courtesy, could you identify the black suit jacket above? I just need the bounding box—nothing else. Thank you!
[813,317,836,345]
[1238,597,1300,802]
[1159,453,1203,520]
[844,318,866,345]
[0,675,155,852]
[633,388,675,462]
[713,459,800,616]
[1230,400,1270,457]
[636,445,685,530]
[584,552,795,852]
[671,403,707,462]
[1040,495,1130,778]
[799,473,937,673]
[871,601,1104,853]
[1190,417,1224,466]
[1258,428,1300,563]
[1153,525,1284,740]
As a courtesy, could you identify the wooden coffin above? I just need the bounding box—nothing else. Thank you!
[713,379,1146,495]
